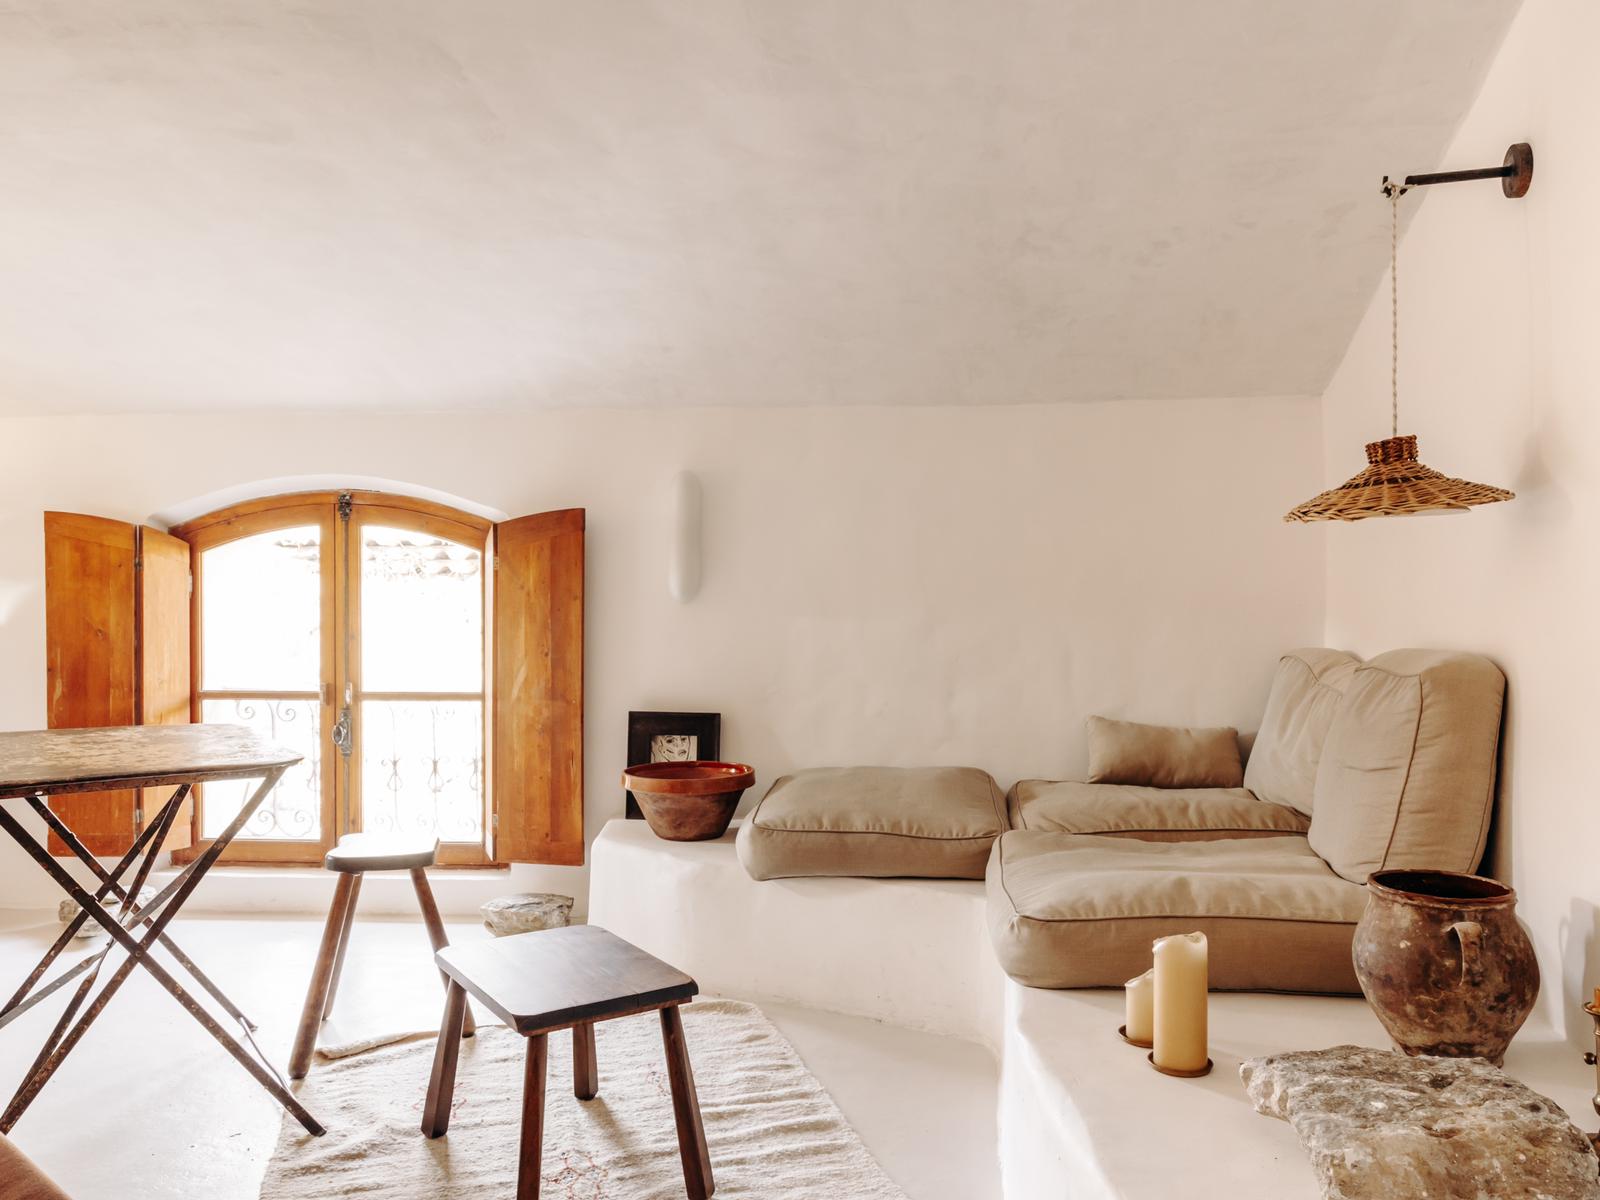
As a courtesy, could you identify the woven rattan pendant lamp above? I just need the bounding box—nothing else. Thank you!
[1285,145,1531,523]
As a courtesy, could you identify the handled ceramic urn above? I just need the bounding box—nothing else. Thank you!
[1352,869,1539,1067]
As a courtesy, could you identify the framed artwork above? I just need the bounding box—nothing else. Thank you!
[624,711,721,819]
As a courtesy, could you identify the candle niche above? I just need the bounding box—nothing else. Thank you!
[1152,931,1212,1077]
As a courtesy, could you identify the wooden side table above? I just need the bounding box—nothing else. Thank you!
[421,925,713,1200]
[0,725,324,1136]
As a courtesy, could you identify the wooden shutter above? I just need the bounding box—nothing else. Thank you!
[43,514,193,856]
[44,512,138,855]
[136,527,194,852]
[493,509,585,865]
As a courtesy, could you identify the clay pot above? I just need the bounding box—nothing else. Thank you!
[621,761,756,842]
[1352,869,1539,1067]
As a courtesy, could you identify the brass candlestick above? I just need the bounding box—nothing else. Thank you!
[1581,1000,1600,1155]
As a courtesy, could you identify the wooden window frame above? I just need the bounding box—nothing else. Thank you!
[170,491,499,868]
[345,496,494,867]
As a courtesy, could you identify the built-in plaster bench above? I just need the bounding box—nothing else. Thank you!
[589,818,1590,1200]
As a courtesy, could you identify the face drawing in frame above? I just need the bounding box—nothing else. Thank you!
[651,734,699,762]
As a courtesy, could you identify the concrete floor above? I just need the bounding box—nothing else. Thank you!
[0,911,1000,1200]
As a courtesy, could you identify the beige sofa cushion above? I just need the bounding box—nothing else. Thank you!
[1008,780,1309,841]
[986,830,1365,993]
[1308,649,1505,885]
[1243,648,1362,816]
[1085,716,1244,788]
[736,766,1006,880]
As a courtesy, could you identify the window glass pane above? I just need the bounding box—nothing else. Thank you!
[360,526,483,693]
[360,699,483,842]
[200,697,322,840]
[200,526,321,691]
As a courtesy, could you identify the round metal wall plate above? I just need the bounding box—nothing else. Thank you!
[1503,142,1533,198]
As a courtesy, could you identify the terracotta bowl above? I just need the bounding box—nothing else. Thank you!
[622,761,756,842]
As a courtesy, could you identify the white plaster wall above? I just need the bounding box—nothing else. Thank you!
[0,399,1322,911]
[1318,0,1600,1041]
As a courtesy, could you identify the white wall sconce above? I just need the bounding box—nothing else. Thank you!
[668,470,702,603]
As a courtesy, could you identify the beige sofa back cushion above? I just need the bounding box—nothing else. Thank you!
[1308,649,1505,885]
[1085,716,1244,789]
[1242,648,1362,815]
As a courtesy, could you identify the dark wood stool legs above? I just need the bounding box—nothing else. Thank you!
[518,1034,548,1200]
[292,865,473,1080]
[411,868,475,1037]
[422,990,552,1200]
[289,873,360,1079]
[422,1005,712,1200]
[422,980,470,1138]
[319,874,362,1020]
[573,1022,597,1101]
[660,1005,714,1200]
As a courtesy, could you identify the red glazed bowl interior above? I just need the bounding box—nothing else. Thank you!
[621,761,756,797]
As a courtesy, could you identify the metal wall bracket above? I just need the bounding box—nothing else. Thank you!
[1386,142,1533,200]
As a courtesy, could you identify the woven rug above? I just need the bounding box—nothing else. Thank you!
[260,999,909,1199]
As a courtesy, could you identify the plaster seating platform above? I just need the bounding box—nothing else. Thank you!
[589,818,1591,1200]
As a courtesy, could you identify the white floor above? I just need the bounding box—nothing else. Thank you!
[0,910,1001,1200]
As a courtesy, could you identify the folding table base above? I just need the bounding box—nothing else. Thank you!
[0,772,325,1137]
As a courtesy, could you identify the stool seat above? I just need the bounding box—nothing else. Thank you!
[436,925,698,1034]
[323,833,439,874]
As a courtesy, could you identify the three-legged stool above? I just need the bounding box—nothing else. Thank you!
[289,833,475,1080]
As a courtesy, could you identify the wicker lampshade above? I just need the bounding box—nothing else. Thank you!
[1284,434,1514,523]
[1288,178,1518,526]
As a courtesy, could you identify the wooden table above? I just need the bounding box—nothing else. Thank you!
[422,925,713,1200]
[0,725,324,1136]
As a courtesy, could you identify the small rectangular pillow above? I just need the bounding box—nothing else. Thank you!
[1085,716,1244,789]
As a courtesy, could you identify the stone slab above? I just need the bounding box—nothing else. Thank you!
[59,889,158,939]
[1241,1044,1600,1200]
[480,892,574,937]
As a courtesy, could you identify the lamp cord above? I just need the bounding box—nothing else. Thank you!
[1384,180,1409,440]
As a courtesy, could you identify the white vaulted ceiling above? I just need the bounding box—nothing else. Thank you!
[0,1,1519,414]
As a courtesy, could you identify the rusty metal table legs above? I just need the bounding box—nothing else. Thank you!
[0,767,325,1136]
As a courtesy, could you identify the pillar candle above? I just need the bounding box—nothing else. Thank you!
[1125,969,1155,1045]
[1153,932,1208,1072]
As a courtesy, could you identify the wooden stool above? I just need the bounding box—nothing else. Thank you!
[288,834,475,1080]
[422,925,713,1200]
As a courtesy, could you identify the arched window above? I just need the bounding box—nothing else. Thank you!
[175,491,492,864]
[42,492,584,867]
